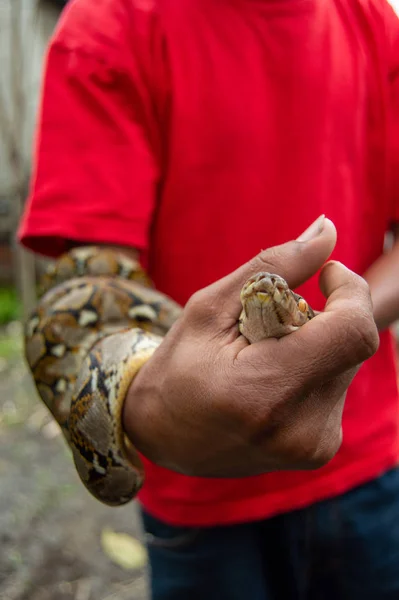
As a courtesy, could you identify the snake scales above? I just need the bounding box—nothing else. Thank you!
[25,247,313,506]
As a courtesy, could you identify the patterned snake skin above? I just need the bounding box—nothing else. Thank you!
[24,247,313,506]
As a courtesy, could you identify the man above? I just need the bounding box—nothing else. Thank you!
[19,0,399,598]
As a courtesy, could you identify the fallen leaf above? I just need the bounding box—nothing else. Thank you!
[41,419,61,439]
[101,527,147,571]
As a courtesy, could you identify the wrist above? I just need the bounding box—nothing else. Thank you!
[122,351,160,457]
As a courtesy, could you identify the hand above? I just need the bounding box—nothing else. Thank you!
[123,217,379,477]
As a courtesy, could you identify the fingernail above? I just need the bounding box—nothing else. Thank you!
[296,214,325,242]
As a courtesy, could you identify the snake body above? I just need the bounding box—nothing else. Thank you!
[25,248,313,506]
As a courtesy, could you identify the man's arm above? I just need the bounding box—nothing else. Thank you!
[373,3,399,331]
[363,225,399,331]
[25,244,182,505]
[19,0,161,256]
[25,220,380,505]
[18,0,172,506]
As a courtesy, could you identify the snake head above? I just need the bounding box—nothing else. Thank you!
[239,272,314,344]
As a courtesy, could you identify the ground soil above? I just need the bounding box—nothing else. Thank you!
[0,325,149,600]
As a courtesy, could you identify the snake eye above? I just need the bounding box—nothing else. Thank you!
[298,299,308,313]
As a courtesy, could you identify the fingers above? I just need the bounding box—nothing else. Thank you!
[231,215,336,286]
[249,261,379,385]
[273,368,356,468]
[316,260,379,363]
[319,261,377,352]
[319,260,372,310]
[201,216,337,319]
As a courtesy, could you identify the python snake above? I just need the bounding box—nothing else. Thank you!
[25,247,313,506]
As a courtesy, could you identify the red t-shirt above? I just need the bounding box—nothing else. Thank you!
[20,0,399,526]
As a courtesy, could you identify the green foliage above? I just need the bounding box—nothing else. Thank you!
[0,287,21,325]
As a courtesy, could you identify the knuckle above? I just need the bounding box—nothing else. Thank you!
[248,242,304,280]
[281,413,343,469]
[306,438,341,468]
[345,272,372,305]
[186,286,232,332]
[347,310,379,361]
[294,432,341,469]
[185,289,205,313]
[248,246,285,275]
[185,289,214,323]
[348,272,373,301]
[356,274,371,293]
[351,270,370,291]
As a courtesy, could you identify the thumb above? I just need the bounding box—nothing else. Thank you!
[211,215,337,315]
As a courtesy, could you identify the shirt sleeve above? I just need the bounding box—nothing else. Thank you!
[18,0,165,257]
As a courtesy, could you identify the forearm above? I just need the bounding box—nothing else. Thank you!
[363,236,399,332]
[24,245,181,504]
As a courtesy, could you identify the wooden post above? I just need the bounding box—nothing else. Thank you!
[12,186,37,322]
[0,0,38,321]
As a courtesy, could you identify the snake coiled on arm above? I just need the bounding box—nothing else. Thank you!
[24,246,313,506]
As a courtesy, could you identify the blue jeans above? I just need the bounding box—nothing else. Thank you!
[142,467,399,599]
